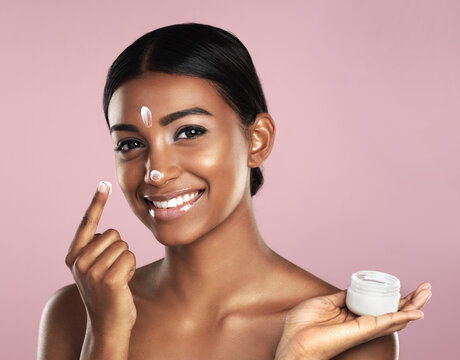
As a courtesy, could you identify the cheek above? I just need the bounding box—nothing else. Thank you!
[116,160,145,204]
[188,132,249,202]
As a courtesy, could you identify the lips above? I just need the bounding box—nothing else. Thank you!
[144,189,205,221]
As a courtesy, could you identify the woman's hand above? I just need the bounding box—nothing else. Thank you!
[65,181,137,358]
[275,283,432,360]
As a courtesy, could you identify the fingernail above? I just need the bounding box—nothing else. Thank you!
[425,292,432,303]
[421,283,432,291]
[98,181,112,195]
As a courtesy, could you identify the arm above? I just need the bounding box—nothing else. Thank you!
[79,326,132,360]
[39,182,137,360]
[37,284,132,360]
[38,285,86,360]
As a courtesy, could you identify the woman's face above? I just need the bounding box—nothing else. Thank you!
[108,72,252,246]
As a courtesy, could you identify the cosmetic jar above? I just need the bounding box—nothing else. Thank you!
[346,270,401,316]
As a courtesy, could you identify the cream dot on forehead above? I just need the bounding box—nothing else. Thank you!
[140,106,152,128]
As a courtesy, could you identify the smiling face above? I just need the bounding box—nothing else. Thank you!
[107,72,253,246]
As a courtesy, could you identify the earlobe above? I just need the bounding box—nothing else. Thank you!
[247,113,276,168]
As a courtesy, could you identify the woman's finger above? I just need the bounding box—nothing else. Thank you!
[400,288,432,311]
[65,181,112,267]
[70,229,122,274]
[85,240,130,282]
[398,290,415,309]
[103,250,137,290]
[399,282,431,309]
[400,283,431,310]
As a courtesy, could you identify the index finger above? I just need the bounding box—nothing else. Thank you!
[65,181,112,267]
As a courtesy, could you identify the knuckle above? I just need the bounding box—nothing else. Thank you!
[123,250,136,262]
[103,273,121,290]
[73,258,87,275]
[114,239,128,250]
[80,215,98,228]
[87,266,102,282]
[104,228,120,239]
[65,253,74,268]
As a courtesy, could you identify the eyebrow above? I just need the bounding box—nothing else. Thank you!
[109,107,213,134]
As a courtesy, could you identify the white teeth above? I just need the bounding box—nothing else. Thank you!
[150,191,201,209]
[167,198,177,208]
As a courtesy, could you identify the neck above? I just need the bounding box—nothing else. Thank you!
[156,192,275,311]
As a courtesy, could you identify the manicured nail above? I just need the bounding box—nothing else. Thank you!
[98,181,112,195]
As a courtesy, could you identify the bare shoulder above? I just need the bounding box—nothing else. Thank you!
[268,252,340,303]
[38,284,86,360]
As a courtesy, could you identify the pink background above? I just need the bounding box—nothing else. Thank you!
[1,0,459,358]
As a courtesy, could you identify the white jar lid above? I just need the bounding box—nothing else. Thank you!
[349,270,400,296]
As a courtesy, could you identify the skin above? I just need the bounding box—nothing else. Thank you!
[38,72,431,360]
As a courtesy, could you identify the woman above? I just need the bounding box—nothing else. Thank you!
[38,23,431,360]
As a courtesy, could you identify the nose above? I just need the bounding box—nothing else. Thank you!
[145,166,181,186]
[144,148,181,187]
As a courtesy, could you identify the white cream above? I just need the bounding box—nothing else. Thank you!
[150,170,163,182]
[98,180,112,196]
[346,270,400,316]
[140,106,152,128]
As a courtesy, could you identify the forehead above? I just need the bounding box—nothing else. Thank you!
[108,72,236,126]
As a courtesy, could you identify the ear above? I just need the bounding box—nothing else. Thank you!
[247,113,276,168]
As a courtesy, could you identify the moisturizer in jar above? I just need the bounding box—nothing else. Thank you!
[346,270,401,316]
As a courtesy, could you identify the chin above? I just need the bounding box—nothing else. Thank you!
[150,227,206,247]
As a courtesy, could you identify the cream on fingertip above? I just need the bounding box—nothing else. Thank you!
[98,180,112,195]
[106,181,112,195]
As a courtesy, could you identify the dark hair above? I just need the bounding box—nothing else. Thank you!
[103,23,267,196]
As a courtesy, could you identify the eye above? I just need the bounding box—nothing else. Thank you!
[176,126,207,140]
[114,139,145,153]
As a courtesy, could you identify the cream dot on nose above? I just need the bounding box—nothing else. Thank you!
[150,170,163,181]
